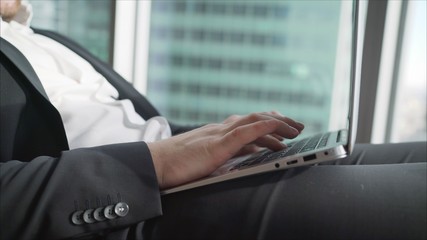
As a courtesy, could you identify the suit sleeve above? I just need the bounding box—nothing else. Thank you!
[0,141,162,240]
[169,122,205,135]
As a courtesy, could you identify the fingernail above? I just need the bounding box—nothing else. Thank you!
[296,122,305,129]
[290,126,299,134]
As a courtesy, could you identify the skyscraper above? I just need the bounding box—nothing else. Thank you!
[30,0,113,63]
[146,1,342,135]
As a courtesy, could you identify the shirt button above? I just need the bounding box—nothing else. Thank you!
[93,207,106,222]
[114,202,129,217]
[104,205,117,219]
[83,209,96,224]
[71,210,85,225]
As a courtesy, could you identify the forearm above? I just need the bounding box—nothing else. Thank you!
[0,142,162,240]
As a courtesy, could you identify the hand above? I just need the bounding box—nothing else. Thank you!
[147,112,304,189]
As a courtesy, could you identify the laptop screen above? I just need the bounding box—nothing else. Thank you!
[347,0,362,153]
[329,0,361,153]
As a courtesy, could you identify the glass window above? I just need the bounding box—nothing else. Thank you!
[390,0,427,142]
[28,0,114,64]
[146,0,351,137]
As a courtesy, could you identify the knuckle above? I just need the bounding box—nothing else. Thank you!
[227,115,241,123]
[246,113,261,122]
[255,119,276,132]
[230,126,244,138]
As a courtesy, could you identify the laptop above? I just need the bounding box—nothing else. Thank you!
[162,0,361,195]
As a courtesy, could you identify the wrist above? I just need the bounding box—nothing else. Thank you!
[147,141,165,189]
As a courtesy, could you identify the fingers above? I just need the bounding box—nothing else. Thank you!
[226,113,302,139]
[271,133,284,141]
[252,135,287,151]
[222,119,290,156]
[219,112,304,157]
[222,114,242,124]
[260,111,305,132]
[233,144,263,157]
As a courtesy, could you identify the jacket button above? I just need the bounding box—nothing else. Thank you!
[114,202,129,217]
[83,209,96,224]
[104,205,117,219]
[71,210,84,225]
[94,207,106,221]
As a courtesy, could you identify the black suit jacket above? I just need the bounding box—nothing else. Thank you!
[0,30,194,240]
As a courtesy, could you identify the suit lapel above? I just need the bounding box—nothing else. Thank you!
[1,37,70,160]
[0,38,50,100]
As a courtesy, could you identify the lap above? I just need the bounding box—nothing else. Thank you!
[144,142,427,240]
[333,141,426,165]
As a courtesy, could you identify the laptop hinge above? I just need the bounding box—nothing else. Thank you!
[336,130,347,143]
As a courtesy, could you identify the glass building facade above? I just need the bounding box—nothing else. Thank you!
[146,1,342,135]
[29,0,114,63]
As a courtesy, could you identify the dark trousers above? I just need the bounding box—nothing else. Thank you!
[143,142,426,240]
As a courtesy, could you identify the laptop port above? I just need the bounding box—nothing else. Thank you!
[287,159,298,165]
[303,154,316,162]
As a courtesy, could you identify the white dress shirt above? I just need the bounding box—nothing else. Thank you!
[0,2,171,149]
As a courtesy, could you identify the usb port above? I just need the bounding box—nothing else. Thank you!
[303,154,316,162]
[287,159,298,165]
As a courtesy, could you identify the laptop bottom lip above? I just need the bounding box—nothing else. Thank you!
[161,145,348,195]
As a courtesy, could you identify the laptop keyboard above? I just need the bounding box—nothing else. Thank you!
[230,132,330,171]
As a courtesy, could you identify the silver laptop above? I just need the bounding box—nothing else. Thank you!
[163,0,361,195]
